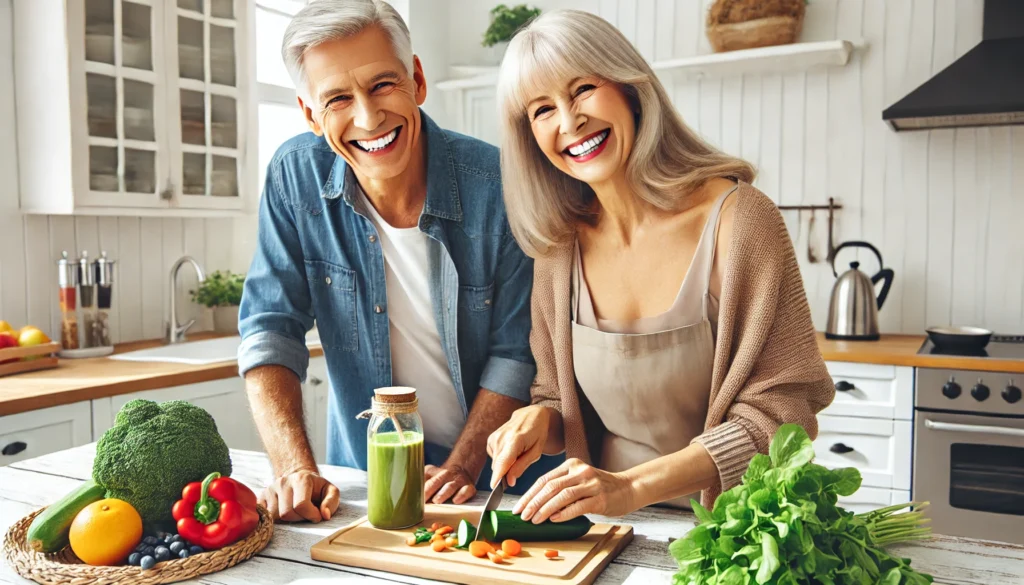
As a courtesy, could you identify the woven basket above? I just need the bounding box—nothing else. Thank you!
[3,505,274,585]
[707,15,804,52]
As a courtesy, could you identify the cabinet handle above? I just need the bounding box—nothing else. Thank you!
[2,441,27,456]
[309,376,322,386]
[835,380,855,392]
[829,442,855,454]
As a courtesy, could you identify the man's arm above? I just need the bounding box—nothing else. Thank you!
[426,228,537,504]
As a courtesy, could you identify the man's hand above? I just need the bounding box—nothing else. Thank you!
[259,469,341,523]
[424,462,477,504]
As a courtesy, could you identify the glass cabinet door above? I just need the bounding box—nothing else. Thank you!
[83,0,165,206]
[171,0,243,207]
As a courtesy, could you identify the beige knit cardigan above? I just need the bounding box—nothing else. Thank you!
[529,182,835,509]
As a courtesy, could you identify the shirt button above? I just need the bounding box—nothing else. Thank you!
[374,305,384,314]
[484,299,492,306]
[325,276,332,285]
[368,234,377,243]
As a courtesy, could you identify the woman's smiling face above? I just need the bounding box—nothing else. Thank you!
[527,77,636,187]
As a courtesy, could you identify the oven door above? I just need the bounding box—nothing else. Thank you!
[913,411,1024,545]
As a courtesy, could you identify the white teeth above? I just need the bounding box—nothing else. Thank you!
[567,130,609,156]
[357,128,398,152]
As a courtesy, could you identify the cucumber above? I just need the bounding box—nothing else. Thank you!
[487,510,593,542]
[456,520,476,548]
[26,479,106,553]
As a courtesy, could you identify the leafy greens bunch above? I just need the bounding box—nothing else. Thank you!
[670,424,932,585]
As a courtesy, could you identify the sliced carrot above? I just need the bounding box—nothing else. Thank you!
[469,541,494,558]
[435,525,453,536]
[501,539,522,557]
[544,549,559,559]
[445,537,457,548]
[429,522,441,531]
[405,536,417,546]
[431,539,447,552]
[487,551,504,564]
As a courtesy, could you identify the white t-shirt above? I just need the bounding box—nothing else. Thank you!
[360,190,466,449]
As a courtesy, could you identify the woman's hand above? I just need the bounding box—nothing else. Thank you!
[486,405,553,488]
[513,458,636,523]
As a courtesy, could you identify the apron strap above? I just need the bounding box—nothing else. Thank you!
[700,184,739,319]
[572,240,581,321]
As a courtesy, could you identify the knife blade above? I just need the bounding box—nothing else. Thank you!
[473,476,506,542]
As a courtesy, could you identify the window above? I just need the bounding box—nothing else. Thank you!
[255,0,309,192]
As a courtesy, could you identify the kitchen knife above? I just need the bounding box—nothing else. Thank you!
[473,476,507,542]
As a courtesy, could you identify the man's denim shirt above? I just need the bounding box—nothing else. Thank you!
[238,111,536,471]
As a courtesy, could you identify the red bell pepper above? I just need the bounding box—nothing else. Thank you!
[172,472,259,550]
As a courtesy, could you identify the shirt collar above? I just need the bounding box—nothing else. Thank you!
[320,109,463,223]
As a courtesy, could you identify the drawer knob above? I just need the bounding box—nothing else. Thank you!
[835,380,854,392]
[829,442,855,454]
[2,441,27,456]
[309,376,323,387]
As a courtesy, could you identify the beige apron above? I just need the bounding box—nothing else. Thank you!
[571,185,737,509]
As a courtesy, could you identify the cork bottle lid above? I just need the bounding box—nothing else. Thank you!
[374,386,417,404]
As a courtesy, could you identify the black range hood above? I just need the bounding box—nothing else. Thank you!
[882,0,1024,131]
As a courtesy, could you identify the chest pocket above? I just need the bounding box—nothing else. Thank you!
[305,260,358,352]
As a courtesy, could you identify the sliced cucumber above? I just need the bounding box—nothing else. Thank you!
[456,520,476,549]
[487,510,593,542]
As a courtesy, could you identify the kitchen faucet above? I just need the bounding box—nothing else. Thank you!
[166,256,205,344]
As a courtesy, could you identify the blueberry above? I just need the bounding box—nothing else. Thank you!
[128,553,141,566]
[172,534,183,543]
[143,546,155,557]
[143,536,158,546]
[163,535,174,544]
[178,549,190,559]
[189,546,203,555]
[140,556,156,570]
[135,543,147,553]
[169,541,185,554]
[154,546,171,562]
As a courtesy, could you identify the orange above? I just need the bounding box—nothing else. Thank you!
[69,498,143,566]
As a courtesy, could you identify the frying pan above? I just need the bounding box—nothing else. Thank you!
[925,326,993,352]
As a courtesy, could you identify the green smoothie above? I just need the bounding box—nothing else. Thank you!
[367,431,424,529]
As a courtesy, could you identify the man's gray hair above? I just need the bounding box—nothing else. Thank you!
[282,0,413,100]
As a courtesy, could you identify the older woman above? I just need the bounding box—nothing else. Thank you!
[485,9,834,524]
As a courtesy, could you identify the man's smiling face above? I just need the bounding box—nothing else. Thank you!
[298,25,427,182]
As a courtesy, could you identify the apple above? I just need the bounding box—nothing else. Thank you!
[18,326,51,347]
[0,331,17,364]
[0,320,13,335]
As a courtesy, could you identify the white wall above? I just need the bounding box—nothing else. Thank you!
[437,0,1024,335]
[0,0,234,344]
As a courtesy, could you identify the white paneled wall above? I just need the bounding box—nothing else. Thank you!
[439,0,1024,335]
[0,0,234,344]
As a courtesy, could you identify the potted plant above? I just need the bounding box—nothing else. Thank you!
[482,4,540,64]
[190,270,245,334]
[706,0,807,53]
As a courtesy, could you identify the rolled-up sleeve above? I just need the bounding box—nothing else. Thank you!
[479,230,536,402]
[237,160,314,382]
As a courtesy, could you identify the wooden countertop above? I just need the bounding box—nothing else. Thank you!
[4,444,1023,585]
[817,333,1024,373]
[0,333,324,417]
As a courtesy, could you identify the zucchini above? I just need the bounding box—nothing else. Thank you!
[26,479,106,553]
[487,510,592,542]
[456,520,476,548]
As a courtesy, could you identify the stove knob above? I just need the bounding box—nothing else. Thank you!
[971,380,990,401]
[942,378,962,399]
[1003,381,1022,404]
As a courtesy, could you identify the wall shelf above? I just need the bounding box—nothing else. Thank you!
[436,39,857,91]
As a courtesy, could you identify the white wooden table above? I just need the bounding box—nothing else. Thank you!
[2,445,1022,585]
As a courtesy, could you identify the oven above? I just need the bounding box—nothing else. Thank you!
[913,367,1024,545]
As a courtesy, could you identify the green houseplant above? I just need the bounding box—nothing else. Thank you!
[190,270,245,333]
[482,4,540,62]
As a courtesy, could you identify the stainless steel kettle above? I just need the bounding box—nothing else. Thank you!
[825,241,895,341]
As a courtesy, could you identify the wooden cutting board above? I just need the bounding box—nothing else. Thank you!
[310,504,634,585]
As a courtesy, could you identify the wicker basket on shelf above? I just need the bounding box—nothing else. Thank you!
[706,0,806,53]
[3,505,274,585]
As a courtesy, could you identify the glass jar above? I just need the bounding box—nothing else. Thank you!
[362,387,424,530]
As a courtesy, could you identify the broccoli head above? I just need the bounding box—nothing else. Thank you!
[93,399,232,529]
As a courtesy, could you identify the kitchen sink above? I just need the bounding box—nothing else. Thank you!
[109,330,322,365]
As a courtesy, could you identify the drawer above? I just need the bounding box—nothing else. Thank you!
[837,487,912,515]
[822,362,913,420]
[814,414,912,490]
[0,402,92,466]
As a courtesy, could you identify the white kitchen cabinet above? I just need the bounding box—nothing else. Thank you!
[304,356,329,464]
[13,0,256,217]
[822,362,914,420]
[91,376,261,451]
[837,487,913,515]
[0,402,93,466]
[814,414,912,490]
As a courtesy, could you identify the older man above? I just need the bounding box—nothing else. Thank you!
[239,0,556,522]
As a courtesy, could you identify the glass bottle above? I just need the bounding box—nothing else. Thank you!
[362,387,424,530]
[78,251,97,347]
[57,251,80,350]
[94,251,116,348]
